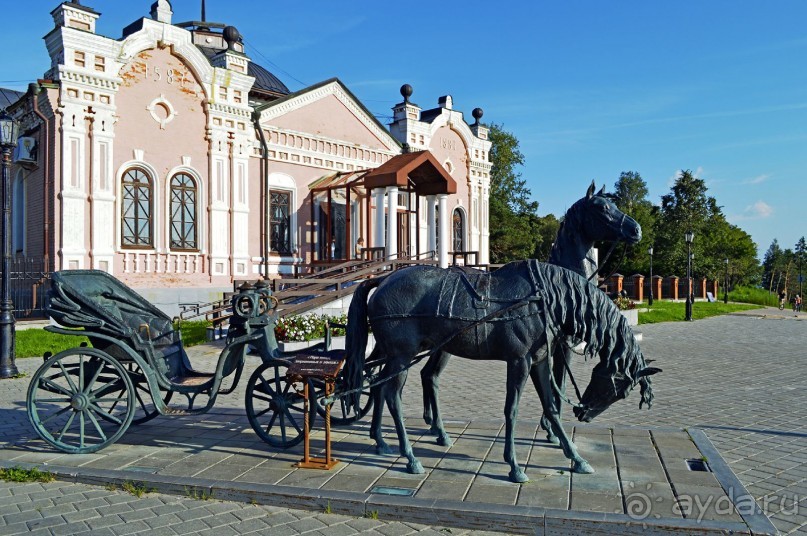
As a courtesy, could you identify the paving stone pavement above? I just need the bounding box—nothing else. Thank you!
[413,306,807,534]
[0,479,508,535]
[2,305,806,534]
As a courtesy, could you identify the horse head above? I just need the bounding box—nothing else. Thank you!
[572,181,642,245]
[573,361,660,422]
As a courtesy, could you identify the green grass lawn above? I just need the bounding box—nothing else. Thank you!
[14,320,212,359]
[14,300,763,358]
[638,300,761,324]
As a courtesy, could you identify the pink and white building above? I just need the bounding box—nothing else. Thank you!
[5,1,492,315]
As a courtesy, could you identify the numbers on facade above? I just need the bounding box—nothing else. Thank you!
[140,63,188,86]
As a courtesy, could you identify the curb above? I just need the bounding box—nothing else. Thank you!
[1,459,756,535]
[688,428,779,536]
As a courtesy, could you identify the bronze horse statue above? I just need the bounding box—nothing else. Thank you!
[420,182,642,447]
[343,261,659,483]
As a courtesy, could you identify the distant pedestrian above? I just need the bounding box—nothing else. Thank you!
[796,294,802,313]
[779,289,787,310]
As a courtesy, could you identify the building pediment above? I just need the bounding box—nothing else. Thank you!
[116,18,255,99]
[256,78,400,152]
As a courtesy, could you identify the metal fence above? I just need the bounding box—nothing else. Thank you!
[678,279,691,298]
[621,278,636,298]
[10,257,51,319]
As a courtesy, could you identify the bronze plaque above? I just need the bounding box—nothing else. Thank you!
[287,352,345,378]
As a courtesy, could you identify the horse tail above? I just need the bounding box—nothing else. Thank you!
[344,275,385,413]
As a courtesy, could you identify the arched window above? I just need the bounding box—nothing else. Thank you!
[170,173,197,250]
[121,167,153,248]
[452,208,465,251]
[270,191,291,254]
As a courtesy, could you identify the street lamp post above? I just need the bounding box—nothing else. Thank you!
[724,258,729,304]
[685,230,694,321]
[647,246,654,306]
[0,109,20,379]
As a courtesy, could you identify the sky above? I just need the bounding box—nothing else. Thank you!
[1,1,805,259]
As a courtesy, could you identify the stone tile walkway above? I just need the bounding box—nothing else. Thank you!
[0,479,501,536]
[1,305,804,534]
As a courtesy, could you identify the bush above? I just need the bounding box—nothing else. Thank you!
[727,286,779,307]
[275,313,348,342]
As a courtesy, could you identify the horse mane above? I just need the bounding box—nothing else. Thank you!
[529,260,647,383]
[547,199,595,277]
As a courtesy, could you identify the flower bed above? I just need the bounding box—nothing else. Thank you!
[275,313,347,342]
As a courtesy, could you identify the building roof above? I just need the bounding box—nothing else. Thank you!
[195,45,289,96]
[0,88,24,109]
[363,151,457,195]
[418,108,444,123]
[247,62,289,96]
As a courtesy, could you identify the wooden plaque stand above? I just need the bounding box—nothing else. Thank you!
[288,352,345,471]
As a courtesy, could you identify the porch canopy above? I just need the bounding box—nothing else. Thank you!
[307,150,456,264]
[363,150,457,195]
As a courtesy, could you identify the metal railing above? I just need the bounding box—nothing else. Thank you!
[10,257,51,319]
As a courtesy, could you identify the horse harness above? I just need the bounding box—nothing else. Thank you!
[321,285,589,412]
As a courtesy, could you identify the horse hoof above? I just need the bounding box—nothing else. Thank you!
[376,443,394,455]
[509,469,529,483]
[436,434,453,447]
[573,460,595,474]
[407,460,425,474]
[546,433,560,445]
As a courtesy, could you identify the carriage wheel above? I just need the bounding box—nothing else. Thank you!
[123,362,173,425]
[245,361,313,448]
[27,348,135,454]
[313,363,380,425]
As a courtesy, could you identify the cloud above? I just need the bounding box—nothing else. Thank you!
[743,174,771,185]
[744,200,774,219]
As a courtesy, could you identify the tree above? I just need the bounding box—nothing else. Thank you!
[653,170,717,277]
[762,239,783,292]
[609,171,657,275]
[531,213,560,262]
[796,236,806,297]
[701,214,759,287]
[487,124,542,263]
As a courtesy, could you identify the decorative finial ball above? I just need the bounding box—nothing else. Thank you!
[223,26,242,48]
[472,108,484,122]
[400,84,413,102]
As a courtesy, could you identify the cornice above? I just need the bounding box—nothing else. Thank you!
[59,67,121,91]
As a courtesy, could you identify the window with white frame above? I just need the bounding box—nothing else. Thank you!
[452,208,465,251]
[270,191,292,254]
[169,172,197,250]
[121,167,153,248]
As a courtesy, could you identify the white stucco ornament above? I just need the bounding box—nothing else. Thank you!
[151,0,173,24]
[146,94,177,129]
